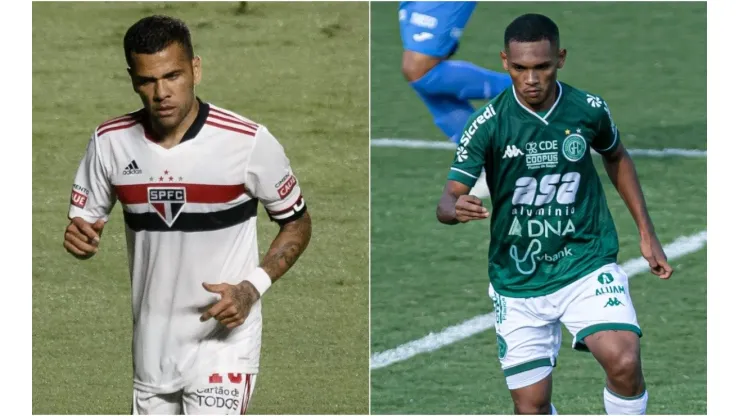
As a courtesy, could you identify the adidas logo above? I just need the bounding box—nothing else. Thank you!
[502,145,524,159]
[123,160,143,175]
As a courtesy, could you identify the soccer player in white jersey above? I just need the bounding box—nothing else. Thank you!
[62,15,312,415]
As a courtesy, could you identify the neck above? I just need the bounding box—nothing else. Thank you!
[149,98,200,148]
[520,81,560,113]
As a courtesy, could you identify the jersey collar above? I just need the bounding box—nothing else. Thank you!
[140,97,210,144]
[512,81,562,126]
[181,97,210,143]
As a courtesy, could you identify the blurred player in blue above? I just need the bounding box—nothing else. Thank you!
[399,1,511,197]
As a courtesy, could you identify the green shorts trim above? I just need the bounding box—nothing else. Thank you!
[502,357,555,377]
[574,323,642,352]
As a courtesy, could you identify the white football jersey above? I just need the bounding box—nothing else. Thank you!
[68,99,307,394]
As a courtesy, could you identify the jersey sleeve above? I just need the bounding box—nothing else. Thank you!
[245,126,307,224]
[68,133,117,222]
[447,116,491,187]
[591,98,621,154]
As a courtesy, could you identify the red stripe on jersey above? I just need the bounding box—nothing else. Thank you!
[241,374,250,414]
[115,183,246,205]
[207,113,258,131]
[210,108,259,129]
[98,114,135,129]
[205,120,256,137]
[97,120,140,137]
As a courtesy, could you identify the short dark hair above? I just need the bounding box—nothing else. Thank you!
[504,14,560,49]
[123,15,193,67]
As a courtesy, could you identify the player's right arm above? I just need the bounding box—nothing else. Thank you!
[63,133,116,259]
[436,111,492,224]
[437,181,489,224]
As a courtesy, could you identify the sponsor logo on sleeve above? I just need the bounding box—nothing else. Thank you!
[71,186,88,208]
[277,175,297,198]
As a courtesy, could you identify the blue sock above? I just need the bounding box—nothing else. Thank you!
[410,60,511,143]
[414,60,511,101]
[409,91,475,143]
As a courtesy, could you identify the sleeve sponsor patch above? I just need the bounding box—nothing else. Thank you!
[277,175,297,199]
[71,189,88,208]
[73,183,90,195]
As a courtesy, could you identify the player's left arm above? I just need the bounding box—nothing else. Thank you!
[594,100,672,280]
[248,127,312,284]
[201,126,311,328]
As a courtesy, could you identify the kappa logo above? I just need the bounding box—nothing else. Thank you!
[604,297,624,308]
[502,145,524,159]
[148,187,186,227]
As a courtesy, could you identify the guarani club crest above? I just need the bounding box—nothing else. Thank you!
[562,129,587,162]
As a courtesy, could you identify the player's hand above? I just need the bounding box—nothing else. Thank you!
[455,195,489,223]
[200,281,260,329]
[640,232,673,279]
[63,217,105,259]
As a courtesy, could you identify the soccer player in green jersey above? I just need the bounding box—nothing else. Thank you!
[436,13,673,415]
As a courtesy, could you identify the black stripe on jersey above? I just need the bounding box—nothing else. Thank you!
[132,160,139,169]
[123,199,258,232]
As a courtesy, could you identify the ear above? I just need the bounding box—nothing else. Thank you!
[557,48,567,69]
[500,50,509,71]
[192,55,202,86]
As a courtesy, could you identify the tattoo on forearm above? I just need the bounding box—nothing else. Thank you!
[261,213,312,281]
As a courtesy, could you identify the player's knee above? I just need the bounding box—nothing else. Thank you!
[606,352,643,392]
[401,59,428,82]
[513,399,552,415]
[401,51,439,82]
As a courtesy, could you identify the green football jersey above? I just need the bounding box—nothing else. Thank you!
[448,81,621,298]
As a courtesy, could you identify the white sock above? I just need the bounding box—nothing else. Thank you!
[604,387,648,415]
[550,403,558,415]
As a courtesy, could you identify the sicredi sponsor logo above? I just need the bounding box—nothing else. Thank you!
[459,104,496,147]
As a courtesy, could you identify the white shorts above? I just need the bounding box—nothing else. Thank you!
[489,263,641,389]
[133,372,257,415]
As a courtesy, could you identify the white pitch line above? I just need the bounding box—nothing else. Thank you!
[371,138,707,158]
[371,230,707,370]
